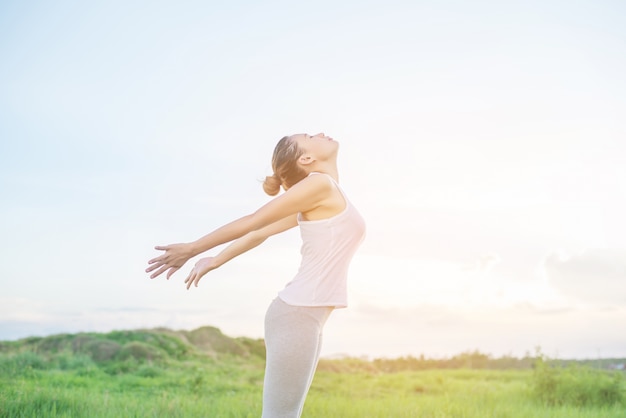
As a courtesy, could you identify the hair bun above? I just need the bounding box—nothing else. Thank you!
[263,174,282,196]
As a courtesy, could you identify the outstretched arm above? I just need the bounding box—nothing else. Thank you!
[146,173,330,280]
[184,214,298,289]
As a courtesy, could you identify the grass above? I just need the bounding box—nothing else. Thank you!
[308,369,625,418]
[0,328,624,417]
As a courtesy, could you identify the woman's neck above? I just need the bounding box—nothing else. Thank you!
[307,164,339,182]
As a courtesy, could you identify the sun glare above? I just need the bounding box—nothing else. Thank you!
[350,254,567,311]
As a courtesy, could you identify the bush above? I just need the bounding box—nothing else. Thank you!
[83,339,121,362]
[1,390,82,417]
[117,341,163,362]
[0,352,48,377]
[102,359,139,375]
[532,356,624,407]
[236,337,266,359]
[106,330,190,359]
[134,364,163,378]
[35,334,73,354]
[185,326,247,356]
[55,352,96,371]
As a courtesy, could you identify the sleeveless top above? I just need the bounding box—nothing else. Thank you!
[278,172,366,308]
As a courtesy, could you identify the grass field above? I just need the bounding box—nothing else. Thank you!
[1,328,624,418]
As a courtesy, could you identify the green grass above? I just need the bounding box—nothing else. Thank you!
[0,329,624,417]
[308,369,625,418]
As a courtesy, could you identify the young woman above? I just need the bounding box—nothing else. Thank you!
[146,132,366,417]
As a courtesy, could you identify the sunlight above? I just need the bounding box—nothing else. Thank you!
[349,254,568,311]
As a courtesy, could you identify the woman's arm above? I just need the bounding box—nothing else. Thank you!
[184,214,298,289]
[147,174,331,279]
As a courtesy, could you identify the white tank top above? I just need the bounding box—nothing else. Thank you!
[278,173,366,308]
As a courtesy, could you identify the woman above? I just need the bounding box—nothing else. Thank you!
[146,132,365,417]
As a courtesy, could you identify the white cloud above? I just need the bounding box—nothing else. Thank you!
[323,301,626,359]
[545,248,626,305]
[349,252,565,311]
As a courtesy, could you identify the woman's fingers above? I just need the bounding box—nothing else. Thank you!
[149,264,170,279]
[185,265,206,290]
[147,256,162,265]
[147,244,192,280]
[147,248,169,271]
[165,267,180,280]
[191,275,201,289]
[186,271,197,290]
[145,261,163,273]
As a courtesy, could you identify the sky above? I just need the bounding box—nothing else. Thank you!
[1,0,625,360]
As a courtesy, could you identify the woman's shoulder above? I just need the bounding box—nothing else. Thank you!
[284,172,335,199]
[291,173,332,197]
[283,172,336,203]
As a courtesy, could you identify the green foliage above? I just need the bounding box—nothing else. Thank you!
[0,351,48,377]
[532,354,624,407]
[1,326,268,364]
[183,326,249,356]
[35,333,74,354]
[236,336,266,359]
[134,363,163,378]
[54,352,96,370]
[2,329,625,417]
[366,350,537,372]
[117,341,163,362]
[1,390,83,418]
[82,339,122,362]
[105,330,191,359]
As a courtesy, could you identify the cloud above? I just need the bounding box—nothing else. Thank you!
[544,248,626,305]
[323,301,626,358]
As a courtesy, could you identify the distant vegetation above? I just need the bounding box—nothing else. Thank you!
[0,326,265,362]
[0,327,624,417]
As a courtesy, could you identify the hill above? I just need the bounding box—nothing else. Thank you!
[0,326,265,365]
[1,327,624,372]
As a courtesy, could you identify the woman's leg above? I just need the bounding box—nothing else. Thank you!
[262,298,332,418]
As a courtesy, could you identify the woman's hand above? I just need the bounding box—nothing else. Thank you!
[185,257,219,289]
[146,243,194,280]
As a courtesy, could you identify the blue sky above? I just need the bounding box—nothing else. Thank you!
[1,0,625,359]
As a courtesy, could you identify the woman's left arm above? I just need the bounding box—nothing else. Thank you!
[183,214,298,289]
[146,174,331,280]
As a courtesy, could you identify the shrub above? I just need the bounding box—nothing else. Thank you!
[236,337,266,359]
[35,334,74,354]
[83,340,121,362]
[134,364,163,378]
[0,352,48,377]
[71,334,99,353]
[117,341,163,362]
[55,352,96,371]
[102,359,139,375]
[185,326,247,356]
[532,356,624,407]
[106,330,190,359]
[2,391,82,417]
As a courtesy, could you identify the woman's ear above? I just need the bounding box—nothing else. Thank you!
[298,154,315,166]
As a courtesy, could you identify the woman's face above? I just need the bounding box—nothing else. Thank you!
[292,133,339,160]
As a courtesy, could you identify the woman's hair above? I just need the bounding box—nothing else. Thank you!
[263,135,308,196]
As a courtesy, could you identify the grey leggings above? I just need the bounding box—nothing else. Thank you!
[262,297,333,418]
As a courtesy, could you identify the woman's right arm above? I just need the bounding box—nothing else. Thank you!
[184,214,298,289]
[147,174,331,280]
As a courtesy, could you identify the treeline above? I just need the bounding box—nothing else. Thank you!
[2,327,624,373]
[319,351,626,373]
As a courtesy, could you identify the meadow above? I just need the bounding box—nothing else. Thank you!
[1,327,624,418]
